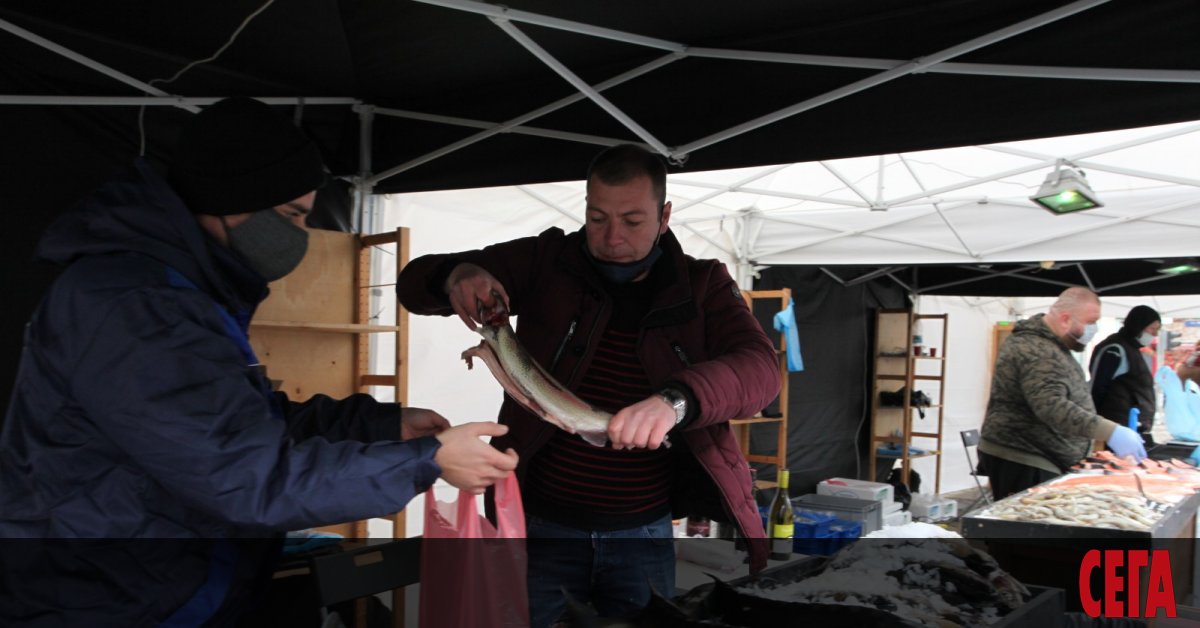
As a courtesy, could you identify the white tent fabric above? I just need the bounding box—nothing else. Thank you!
[383,119,1200,288]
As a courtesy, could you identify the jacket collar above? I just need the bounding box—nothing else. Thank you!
[557,228,697,327]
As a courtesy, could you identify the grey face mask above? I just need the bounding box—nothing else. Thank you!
[222,210,308,282]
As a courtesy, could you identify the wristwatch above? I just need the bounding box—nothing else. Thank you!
[659,387,688,425]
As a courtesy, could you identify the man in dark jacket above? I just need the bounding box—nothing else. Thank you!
[397,144,780,627]
[979,287,1146,499]
[1090,305,1161,447]
[0,97,517,626]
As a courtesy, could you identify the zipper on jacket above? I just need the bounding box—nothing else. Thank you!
[671,342,692,366]
[550,318,578,371]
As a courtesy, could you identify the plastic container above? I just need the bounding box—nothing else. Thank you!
[794,494,884,534]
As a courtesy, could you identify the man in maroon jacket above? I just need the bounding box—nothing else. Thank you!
[397,144,780,627]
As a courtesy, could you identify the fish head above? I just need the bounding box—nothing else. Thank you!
[475,289,510,327]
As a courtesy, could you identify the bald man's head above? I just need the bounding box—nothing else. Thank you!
[1047,286,1101,351]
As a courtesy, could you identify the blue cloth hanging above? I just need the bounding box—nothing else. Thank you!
[773,297,804,372]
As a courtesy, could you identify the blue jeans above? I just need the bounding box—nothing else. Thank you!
[525,513,676,628]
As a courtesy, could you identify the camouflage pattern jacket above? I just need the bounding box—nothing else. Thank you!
[979,314,1118,473]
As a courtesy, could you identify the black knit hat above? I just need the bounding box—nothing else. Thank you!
[168,97,327,216]
[1121,304,1161,335]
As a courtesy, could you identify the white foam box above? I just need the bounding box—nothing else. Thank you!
[883,509,913,527]
[817,478,894,503]
[909,495,958,520]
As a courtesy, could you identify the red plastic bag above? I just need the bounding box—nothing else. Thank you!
[418,472,529,627]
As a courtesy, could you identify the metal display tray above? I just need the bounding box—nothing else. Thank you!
[960,481,1200,540]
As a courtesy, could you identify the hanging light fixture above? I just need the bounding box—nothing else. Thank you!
[1030,159,1103,214]
[1157,258,1200,275]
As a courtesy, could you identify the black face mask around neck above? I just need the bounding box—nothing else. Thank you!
[586,245,663,284]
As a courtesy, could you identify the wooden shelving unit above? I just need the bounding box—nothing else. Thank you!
[867,309,948,494]
[249,227,410,538]
[732,288,791,489]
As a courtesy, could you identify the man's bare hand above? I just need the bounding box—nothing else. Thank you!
[401,407,451,440]
[444,263,510,330]
[607,396,676,450]
[434,422,519,494]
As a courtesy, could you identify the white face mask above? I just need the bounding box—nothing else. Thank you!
[1072,320,1099,346]
[1138,332,1155,347]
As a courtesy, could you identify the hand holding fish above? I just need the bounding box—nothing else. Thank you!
[400,406,452,440]
[434,422,520,495]
[444,262,510,330]
[607,396,677,450]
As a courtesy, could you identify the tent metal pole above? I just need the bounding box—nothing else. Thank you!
[674,0,1111,157]
[415,0,683,52]
[672,178,869,209]
[1097,272,1200,294]
[1076,264,1097,292]
[754,200,977,259]
[688,48,1200,83]
[820,161,876,207]
[517,186,584,224]
[672,164,792,213]
[353,104,376,235]
[818,268,849,287]
[898,154,977,258]
[680,224,736,258]
[0,95,356,106]
[0,17,199,111]
[920,264,1074,293]
[491,19,672,158]
[978,200,1200,257]
[418,0,1197,85]
[1074,162,1200,189]
[367,53,679,186]
[369,106,627,146]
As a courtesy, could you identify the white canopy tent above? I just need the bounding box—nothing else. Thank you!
[382,119,1200,290]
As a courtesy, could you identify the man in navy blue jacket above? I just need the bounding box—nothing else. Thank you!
[0,97,517,626]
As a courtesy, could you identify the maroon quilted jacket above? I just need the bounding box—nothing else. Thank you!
[397,227,780,571]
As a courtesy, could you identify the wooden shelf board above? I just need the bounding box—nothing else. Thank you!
[876,374,908,381]
[251,320,400,334]
[913,374,943,381]
[745,454,782,464]
[731,417,785,425]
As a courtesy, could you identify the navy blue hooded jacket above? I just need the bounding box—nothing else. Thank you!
[1,161,441,626]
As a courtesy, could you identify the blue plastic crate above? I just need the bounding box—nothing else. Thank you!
[791,509,835,538]
[829,519,863,539]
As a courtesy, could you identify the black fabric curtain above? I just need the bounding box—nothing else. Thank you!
[749,266,908,497]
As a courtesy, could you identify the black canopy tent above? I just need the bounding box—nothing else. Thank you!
[3,0,1199,404]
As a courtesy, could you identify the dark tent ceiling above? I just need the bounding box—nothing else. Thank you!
[3,0,1200,194]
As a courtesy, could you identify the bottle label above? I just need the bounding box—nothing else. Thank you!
[771,524,793,539]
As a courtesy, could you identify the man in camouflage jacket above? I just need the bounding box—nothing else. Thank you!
[979,287,1146,499]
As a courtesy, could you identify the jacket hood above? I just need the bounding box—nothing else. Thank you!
[36,159,264,309]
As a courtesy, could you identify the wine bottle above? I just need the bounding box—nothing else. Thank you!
[766,469,793,561]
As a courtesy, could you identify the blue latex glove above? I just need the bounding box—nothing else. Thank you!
[1107,425,1148,461]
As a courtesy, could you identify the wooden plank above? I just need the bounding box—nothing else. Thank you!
[251,320,400,333]
[252,328,356,400]
[360,374,398,387]
[255,229,357,325]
